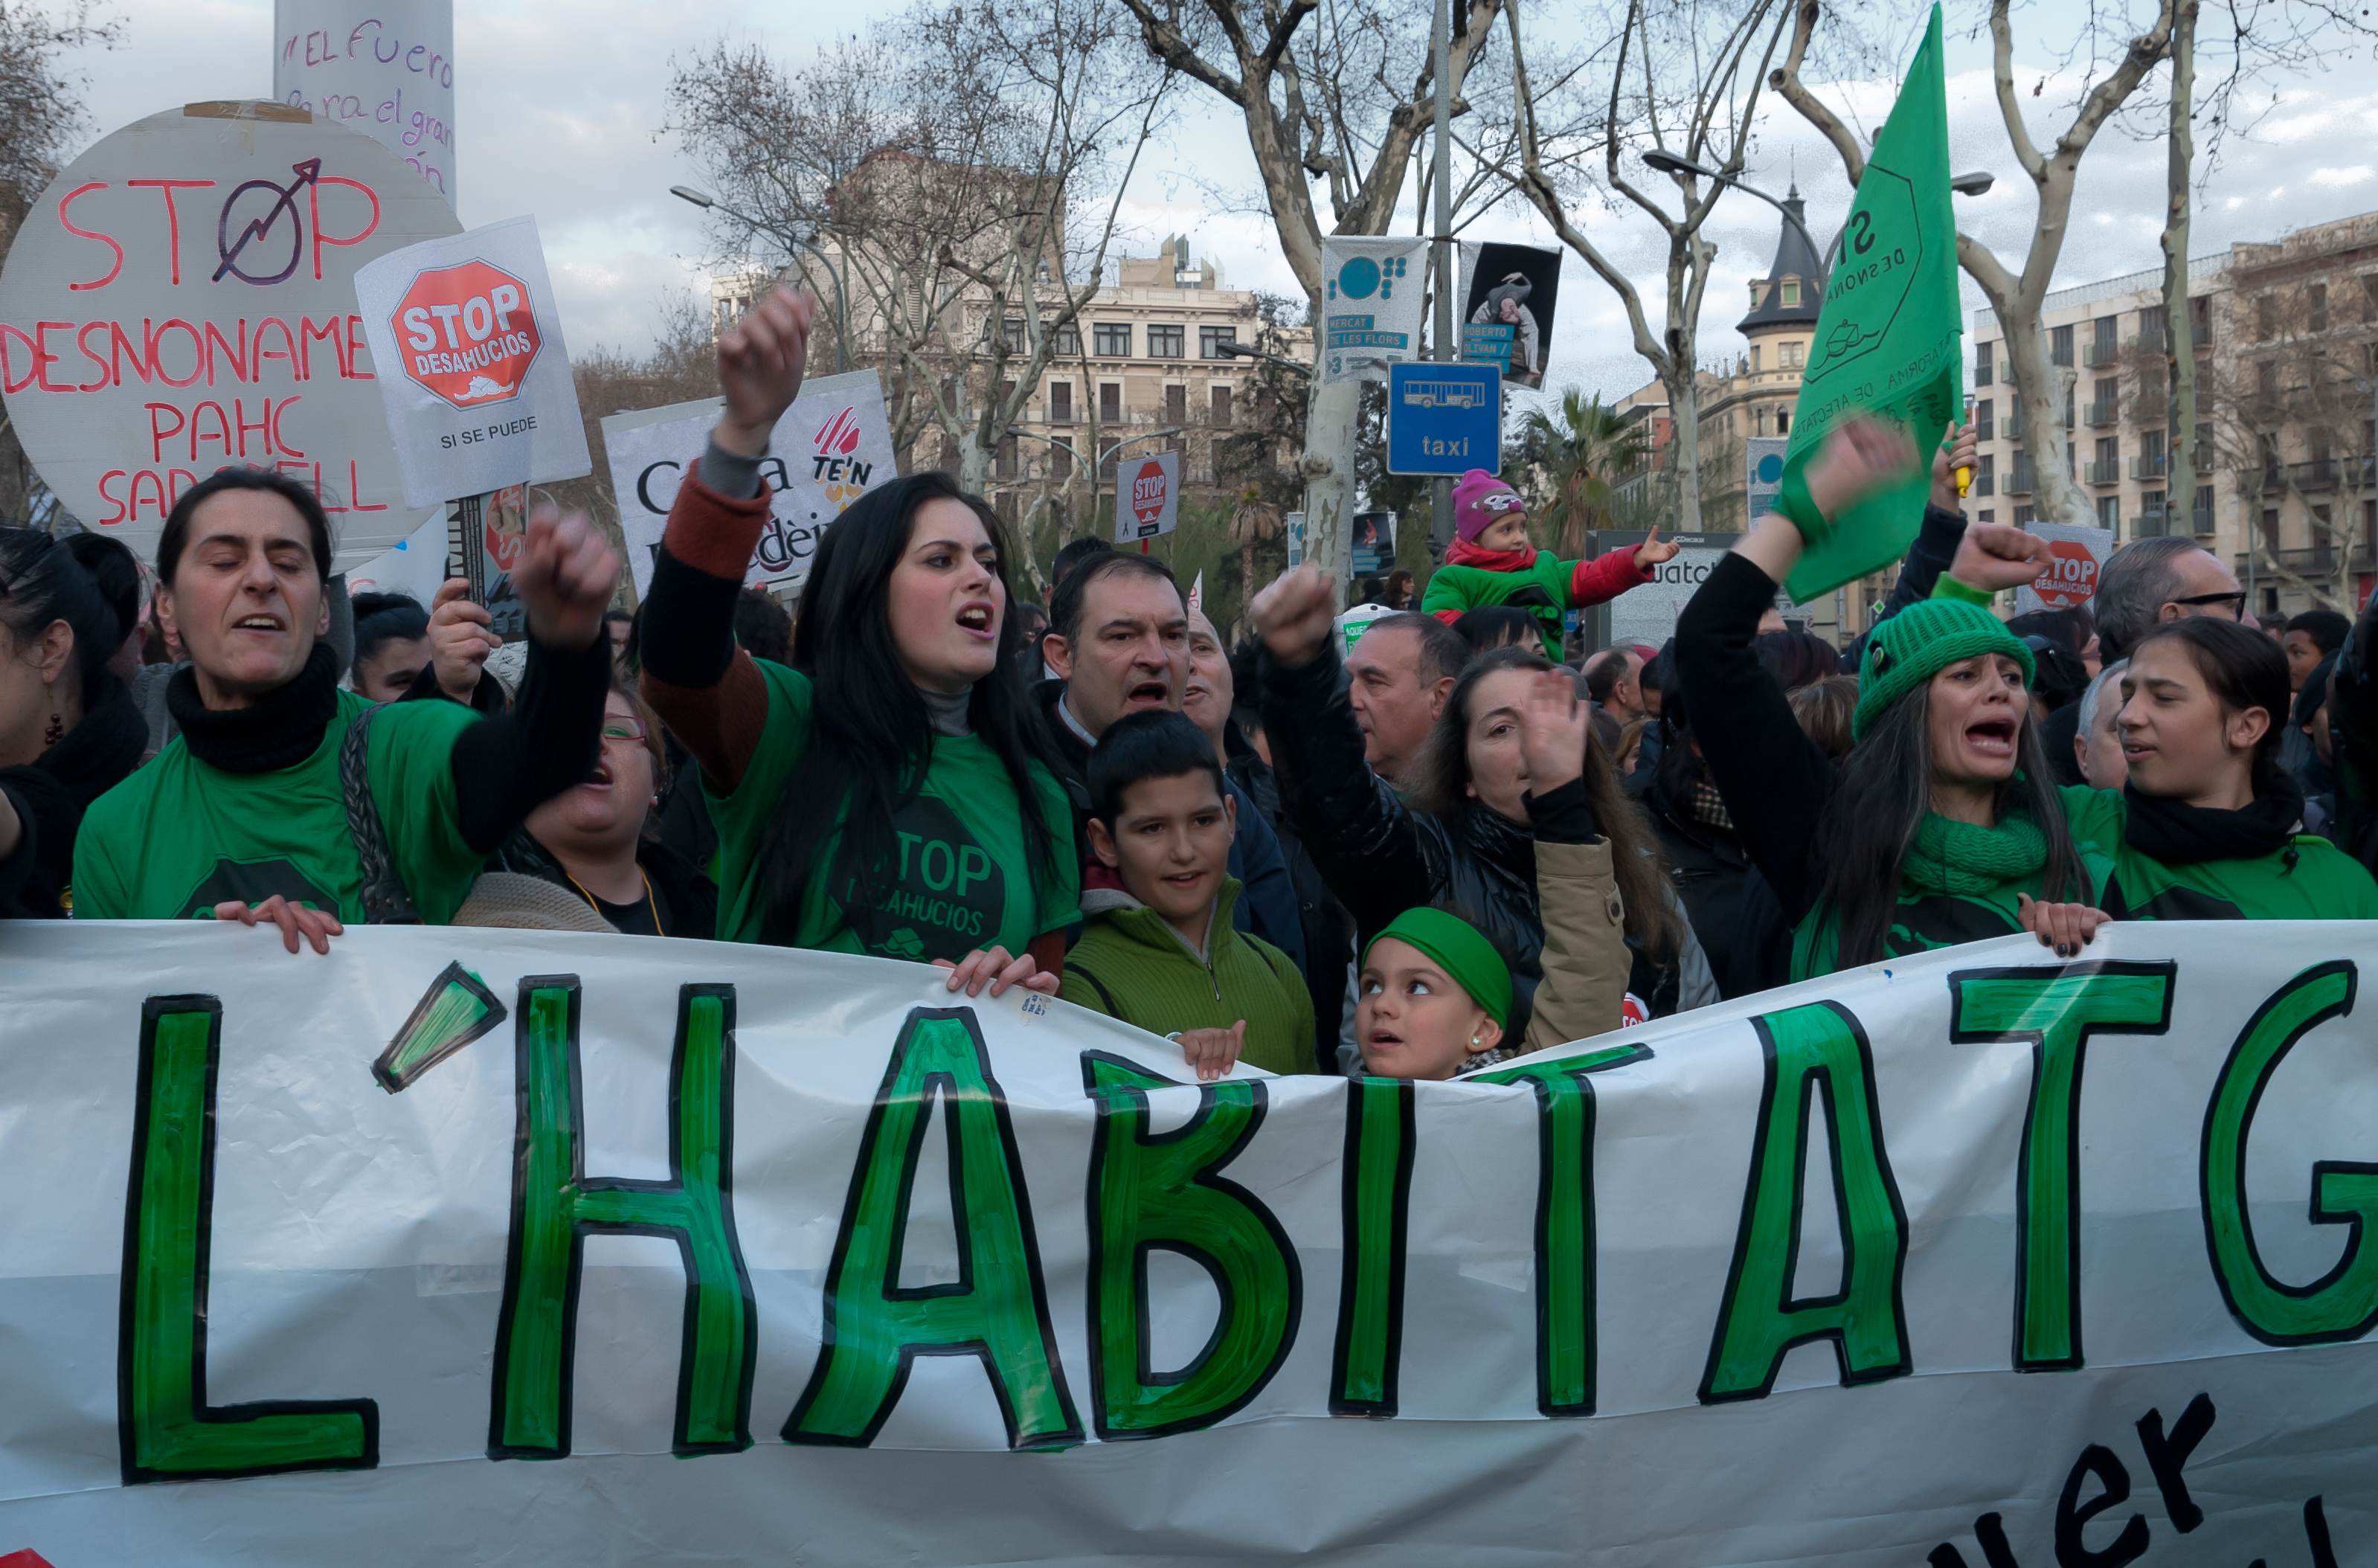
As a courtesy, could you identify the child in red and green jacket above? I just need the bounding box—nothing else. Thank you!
[1420,469,1680,660]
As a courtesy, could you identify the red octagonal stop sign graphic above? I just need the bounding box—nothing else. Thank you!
[2035,537,2101,609]
[391,259,543,410]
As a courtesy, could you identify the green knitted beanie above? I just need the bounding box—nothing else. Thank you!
[1851,591,2036,740]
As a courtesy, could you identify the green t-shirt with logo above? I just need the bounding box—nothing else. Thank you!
[2060,785,2378,921]
[704,661,1081,956]
[74,690,486,925]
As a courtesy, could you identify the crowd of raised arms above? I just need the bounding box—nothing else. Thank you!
[6,283,2374,1085]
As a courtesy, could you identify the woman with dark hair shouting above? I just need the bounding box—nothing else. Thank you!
[637,287,1076,996]
[74,466,622,951]
[0,530,147,917]
[1675,418,2101,979]
[1941,528,2377,921]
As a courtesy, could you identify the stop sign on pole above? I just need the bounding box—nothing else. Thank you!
[1116,450,1180,543]
[353,213,588,506]
[391,258,541,408]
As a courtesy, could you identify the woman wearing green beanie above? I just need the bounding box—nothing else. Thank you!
[1675,418,2103,981]
[1940,525,2378,922]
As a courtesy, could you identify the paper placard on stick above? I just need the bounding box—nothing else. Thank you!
[353,214,588,507]
[0,102,460,567]
[602,369,897,598]
[342,507,449,605]
[2013,523,2114,616]
[1116,450,1180,543]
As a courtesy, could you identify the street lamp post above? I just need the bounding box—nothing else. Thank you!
[670,185,851,375]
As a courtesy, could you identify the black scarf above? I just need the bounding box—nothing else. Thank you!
[2122,774,2306,867]
[167,644,341,774]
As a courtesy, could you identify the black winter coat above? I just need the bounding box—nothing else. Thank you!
[1637,777,1759,997]
[1259,642,1552,1042]
[1224,724,1355,1074]
[0,674,147,918]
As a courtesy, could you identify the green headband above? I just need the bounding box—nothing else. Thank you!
[1363,907,1513,1029]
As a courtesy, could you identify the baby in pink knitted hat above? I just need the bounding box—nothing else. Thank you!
[1420,470,1680,659]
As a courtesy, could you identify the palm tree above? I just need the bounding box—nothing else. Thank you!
[1520,391,1649,559]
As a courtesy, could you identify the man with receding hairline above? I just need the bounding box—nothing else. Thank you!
[1343,611,1465,788]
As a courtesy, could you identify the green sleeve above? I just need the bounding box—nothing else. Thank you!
[70,794,128,919]
[1930,574,1994,606]
[1420,566,1477,617]
[1058,962,1114,1016]
[365,699,485,925]
[1032,764,1082,936]
[701,663,815,846]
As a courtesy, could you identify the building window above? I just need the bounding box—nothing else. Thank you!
[2257,295,2275,341]
[2097,495,2121,530]
[1780,280,1801,306]
[1199,325,1238,359]
[1749,345,1761,373]
[1053,437,1073,479]
[1976,340,1994,385]
[1055,322,1081,356]
[1050,381,1073,422]
[2260,507,2281,553]
[1776,410,1790,434]
[2016,504,2038,525]
[2051,324,2074,366]
[2258,360,2278,402]
[1093,322,1131,357]
[2363,277,2378,324]
[2310,281,2330,333]
[2136,310,2167,354]
[2063,385,2076,428]
[1148,324,1185,359]
[1003,318,1027,354]
[995,434,1018,480]
[2191,295,2213,344]
[1164,384,1186,425]
[2092,435,2119,483]
[2194,484,2215,536]
[1976,453,1996,495]
[2090,315,2118,363]
[2139,428,2167,478]
[1978,510,1995,523]
[994,489,1018,523]
[1976,397,1994,441]
[1099,382,1121,423]
[1211,384,1233,424]
[1780,341,1805,369]
[2138,490,2167,538]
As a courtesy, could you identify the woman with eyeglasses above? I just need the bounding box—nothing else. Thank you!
[480,678,719,937]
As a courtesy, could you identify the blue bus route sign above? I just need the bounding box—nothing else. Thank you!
[1386,362,1500,476]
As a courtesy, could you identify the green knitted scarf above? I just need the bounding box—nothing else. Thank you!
[1900,808,2048,896]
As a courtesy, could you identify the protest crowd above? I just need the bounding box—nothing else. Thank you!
[0,282,2362,1092]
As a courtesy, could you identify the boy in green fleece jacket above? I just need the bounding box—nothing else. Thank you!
[1061,710,1317,1079]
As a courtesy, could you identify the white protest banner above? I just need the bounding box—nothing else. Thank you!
[0,100,458,568]
[1115,450,1180,544]
[273,0,455,205]
[1,919,2374,1564]
[1320,236,1426,382]
[2014,521,2115,617]
[352,214,589,508]
[600,369,898,599]
[341,505,446,603]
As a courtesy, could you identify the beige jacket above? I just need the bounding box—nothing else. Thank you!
[1519,836,1632,1056]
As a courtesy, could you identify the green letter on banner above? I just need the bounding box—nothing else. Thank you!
[120,996,377,1483]
[1700,1001,1912,1403]
[1473,1043,1654,1416]
[1330,1077,1414,1416]
[787,1009,1080,1450]
[489,980,755,1459]
[1083,1052,1300,1439]
[2202,961,2378,1344]
[1949,961,2176,1370]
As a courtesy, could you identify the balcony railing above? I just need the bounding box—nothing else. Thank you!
[2133,395,2169,425]
[2083,460,2122,485]
[1971,474,1995,496]
[2251,457,2371,492]
[2083,400,2119,427]
[2083,341,2120,367]
[2131,454,2167,481]
[2133,510,2171,539]
[2238,542,2378,577]
[2006,465,2037,495]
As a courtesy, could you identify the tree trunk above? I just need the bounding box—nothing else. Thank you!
[1993,307,2087,527]
[1299,375,1362,584]
[2163,1,2197,525]
[1663,367,1703,533]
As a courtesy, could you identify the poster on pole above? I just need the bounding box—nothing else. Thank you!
[0,919,2373,1564]
[2013,521,2115,616]
[1350,510,1395,575]
[272,0,454,205]
[1456,241,1561,390]
[600,369,899,599]
[1116,449,1180,543]
[352,215,588,508]
[1746,435,1788,519]
[1319,237,1427,383]
[0,100,459,568]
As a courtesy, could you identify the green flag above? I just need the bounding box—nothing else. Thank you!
[1778,2,1961,602]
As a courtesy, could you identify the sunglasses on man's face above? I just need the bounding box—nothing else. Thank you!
[2169,591,2247,619]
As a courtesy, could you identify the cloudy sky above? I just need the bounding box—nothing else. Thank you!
[50,0,2378,420]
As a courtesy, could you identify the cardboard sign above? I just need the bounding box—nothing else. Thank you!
[1320,237,1427,383]
[0,101,459,567]
[600,370,899,598]
[1116,450,1180,542]
[2014,523,2114,615]
[353,214,588,506]
[273,0,454,205]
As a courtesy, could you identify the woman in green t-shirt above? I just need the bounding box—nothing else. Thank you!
[638,286,1079,994]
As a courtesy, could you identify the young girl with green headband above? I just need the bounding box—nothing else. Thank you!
[1674,417,2107,981]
